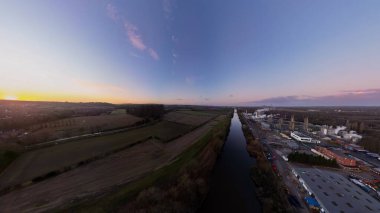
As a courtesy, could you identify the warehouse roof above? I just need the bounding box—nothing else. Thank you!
[294,167,380,213]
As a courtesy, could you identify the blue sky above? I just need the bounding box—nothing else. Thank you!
[1,0,380,105]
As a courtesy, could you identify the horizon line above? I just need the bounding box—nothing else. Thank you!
[1,99,380,107]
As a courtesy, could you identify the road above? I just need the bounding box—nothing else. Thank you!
[270,149,309,213]
[243,114,310,213]
[350,151,380,168]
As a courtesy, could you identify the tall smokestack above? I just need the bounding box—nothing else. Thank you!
[289,114,295,131]
[304,117,309,132]
[278,118,283,130]
[345,120,350,130]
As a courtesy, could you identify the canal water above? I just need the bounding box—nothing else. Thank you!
[199,110,261,213]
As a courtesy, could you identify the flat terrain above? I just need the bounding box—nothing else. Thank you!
[0,121,192,191]
[23,113,143,144]
[164,110,216,126]
[0,115,226,213]
[110,109,127,115]
[294,167,380,213]
[270,107,380,153]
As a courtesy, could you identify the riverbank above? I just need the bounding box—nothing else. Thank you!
[200,111,261,213]
[238,112,293,213]
[122,113,233,212]
[61,112,233,212]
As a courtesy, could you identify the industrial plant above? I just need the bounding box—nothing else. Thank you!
[243,108,380,213]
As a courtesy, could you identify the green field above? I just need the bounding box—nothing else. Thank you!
[0,121,192,190]
[23,113,143,145]
[0,110,231,212]
[59,115,230,212]
[179,110,221,116]
[110,109,126,115]
[164,111,216,126]
[0,151,19,174]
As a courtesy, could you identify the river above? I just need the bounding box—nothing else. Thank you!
[199,110,261,213]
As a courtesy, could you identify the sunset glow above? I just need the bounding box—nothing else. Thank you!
[0,1,379,105]
[3,95,18,101]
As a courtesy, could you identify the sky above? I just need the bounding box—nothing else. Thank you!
[0,0,380,106]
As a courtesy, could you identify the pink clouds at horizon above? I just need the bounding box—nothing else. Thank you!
[244,88,380,106]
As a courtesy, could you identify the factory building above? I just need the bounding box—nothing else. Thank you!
[293,167,380,213]
[291,131,313,143]
[316,146,357,167]
[260,121,270,130]
[304,117,309,132]
[289,115,295,131]
[344,143,366,152]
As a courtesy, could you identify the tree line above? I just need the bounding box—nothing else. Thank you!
[288,152,339,168]
[122,104,165,120]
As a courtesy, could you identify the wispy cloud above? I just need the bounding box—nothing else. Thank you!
[163,1,178,65]
[341,88,380,95]
[129,51,143,59]
[171,35,178,43]
[124,22,146,51]
[185,76,194,85]
[247,96,310,106]
[148,48,159,60]
[245,89,380,106]
[72,78,127,94]
[124,22,159,60]
[162,0,175,19]
[171,50,178,64]
[163,0,172,13]
[106,4,159,61]
[106,3,119,21]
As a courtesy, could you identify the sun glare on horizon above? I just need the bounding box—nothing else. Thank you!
[3,95,18,101]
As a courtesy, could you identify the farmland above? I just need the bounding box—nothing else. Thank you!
[22,113,143,145]
[0,151,19,174]
[110,109,127,115]
[0,120,193,191]
[164,110,216,126]
[0,111,229,212]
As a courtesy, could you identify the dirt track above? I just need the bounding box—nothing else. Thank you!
[0,116,224,213]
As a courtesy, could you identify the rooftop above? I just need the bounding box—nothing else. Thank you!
[292,131,311,138]
[330,148,352,159]
[294,167,380,213]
